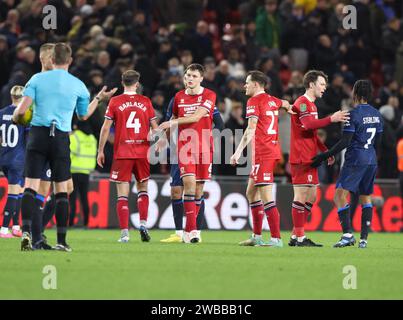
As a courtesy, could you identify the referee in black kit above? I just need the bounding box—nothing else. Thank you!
[13,43,102,252]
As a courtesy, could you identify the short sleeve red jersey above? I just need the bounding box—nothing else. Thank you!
[173,87,216,154]
[290,95,320,164]
[246,92,282,159]
[105,93,156,159]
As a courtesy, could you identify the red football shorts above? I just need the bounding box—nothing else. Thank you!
[291,163,319,185]
[178,152,212,181]
[249,158,277,185]
[110,158,150,183]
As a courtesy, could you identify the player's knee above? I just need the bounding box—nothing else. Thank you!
[334,189,346,206]
[246,188,258,203]
[136,180,148,193]
[171,186,182,200]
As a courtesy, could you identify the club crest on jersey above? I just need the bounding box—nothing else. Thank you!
[263,173,271,181]
[111,171,119,180]
[197,96,202,103]
[308,174,313,182]
[300,104,307,112]
[180,99,184,103]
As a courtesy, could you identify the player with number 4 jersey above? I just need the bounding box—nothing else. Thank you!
[98,70,158,243]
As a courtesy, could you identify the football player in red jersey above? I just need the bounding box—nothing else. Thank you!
[289,70,349,247]
[230,70,294,247]
[159,64,217,243]
[97,70,159,243]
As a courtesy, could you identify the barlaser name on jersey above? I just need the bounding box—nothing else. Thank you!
[118,101,147,112]
[363,116,380,124]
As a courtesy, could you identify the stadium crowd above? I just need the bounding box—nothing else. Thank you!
[1,0,403,182]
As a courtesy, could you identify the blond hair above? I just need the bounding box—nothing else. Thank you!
[10,85,24,98]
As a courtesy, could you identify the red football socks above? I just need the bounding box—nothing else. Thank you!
[264,201,281,239]
[292,201,306,237]
[117,196,129,230]
[250,201,264,236]
[137,192,149,223]
[304,202,313,223]
[184,195,196,232]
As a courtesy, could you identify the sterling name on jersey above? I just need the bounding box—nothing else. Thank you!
[105,93,156,159]
[0,105,27,166]
[343,104,383,166]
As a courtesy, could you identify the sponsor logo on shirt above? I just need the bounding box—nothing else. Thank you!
[268,101,277,107]
[263,173,271,181]
[203,99,212,108]
[246,108,255,114]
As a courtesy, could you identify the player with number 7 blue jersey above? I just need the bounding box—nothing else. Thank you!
[311,80,383,248]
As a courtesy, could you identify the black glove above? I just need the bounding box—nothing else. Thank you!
[311,153,328,168]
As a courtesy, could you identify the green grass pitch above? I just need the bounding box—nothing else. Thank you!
[0,230,402,300]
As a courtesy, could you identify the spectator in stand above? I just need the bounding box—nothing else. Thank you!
[381,18,402,82]
[284,70,305,103]
[282,3,308,72]
[397,127,403,202]
[257,56,283,98]
[220,102,245,175]
[314,34,338,79]
[255,0,282,60]
[379,104,398,178]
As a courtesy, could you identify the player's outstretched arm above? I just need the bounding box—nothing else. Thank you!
[12,96,32,124]
[280,100,295,114]
[159,107,209,130]
[311,131,354,168]
[230,117,257,166]
[79,86,117,121]
[301,110,350,130]
[97,118,113,168]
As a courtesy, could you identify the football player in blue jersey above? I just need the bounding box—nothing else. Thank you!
[160,91,224,243]
[0,86,27,238]
[311,80,383,248]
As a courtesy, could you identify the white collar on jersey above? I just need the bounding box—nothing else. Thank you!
[124,91,137,95]
[185,87,204,95]
[253,90,266,96]
[304,93,315,102]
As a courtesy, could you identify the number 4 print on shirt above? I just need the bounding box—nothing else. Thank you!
[126,111,141,133]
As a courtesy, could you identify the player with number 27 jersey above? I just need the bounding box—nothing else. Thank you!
[246,92,282,185]
[105,93,157,182]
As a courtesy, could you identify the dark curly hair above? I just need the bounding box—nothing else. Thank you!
[353,80,373,103]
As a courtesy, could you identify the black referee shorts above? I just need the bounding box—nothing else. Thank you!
[25,126,71,182]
